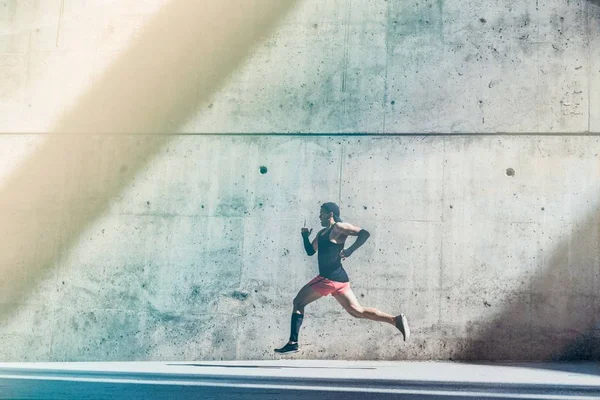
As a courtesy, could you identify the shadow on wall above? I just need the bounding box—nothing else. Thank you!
[458,205,600,362]
[0,0,299,321]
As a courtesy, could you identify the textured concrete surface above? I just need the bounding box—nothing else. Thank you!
[0,135,598,361]
[0,0,599,362]
[1,361,600,399]
[590,0,600,132]
[3,360,600,384]
[0,0,598,133]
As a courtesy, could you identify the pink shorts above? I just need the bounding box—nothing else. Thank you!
[308,275,350,296]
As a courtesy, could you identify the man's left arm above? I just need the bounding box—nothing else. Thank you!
[337,222,370,259]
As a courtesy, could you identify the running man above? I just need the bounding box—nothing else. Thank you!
[274,202,409,354]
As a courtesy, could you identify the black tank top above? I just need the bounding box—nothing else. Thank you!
[317,224,350,282]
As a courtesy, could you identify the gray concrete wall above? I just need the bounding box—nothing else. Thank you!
[1,0,598,133]
[0,0,599,361]
[1,135,599,361]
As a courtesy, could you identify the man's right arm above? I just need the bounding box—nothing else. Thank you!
[301,228,317,256]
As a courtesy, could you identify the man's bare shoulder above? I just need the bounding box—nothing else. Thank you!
[334,222,362,235]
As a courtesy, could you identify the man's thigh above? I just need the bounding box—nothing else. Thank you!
[333,287,361,311]
[295,279,325,305]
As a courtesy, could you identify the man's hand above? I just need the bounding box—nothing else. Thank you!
[340,248,353,260]
[302,226,316,256]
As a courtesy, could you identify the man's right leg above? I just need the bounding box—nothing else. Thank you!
[334,288,410,341]
[275,282,323,354]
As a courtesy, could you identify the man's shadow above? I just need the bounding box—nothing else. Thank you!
[458,203,600,366]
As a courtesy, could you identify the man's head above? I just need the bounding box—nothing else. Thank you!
[320,202,342,226]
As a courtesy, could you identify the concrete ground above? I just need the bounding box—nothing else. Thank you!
[0,360,599,399]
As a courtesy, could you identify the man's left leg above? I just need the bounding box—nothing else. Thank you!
[274,281,324,354]
[334,287,410,341]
